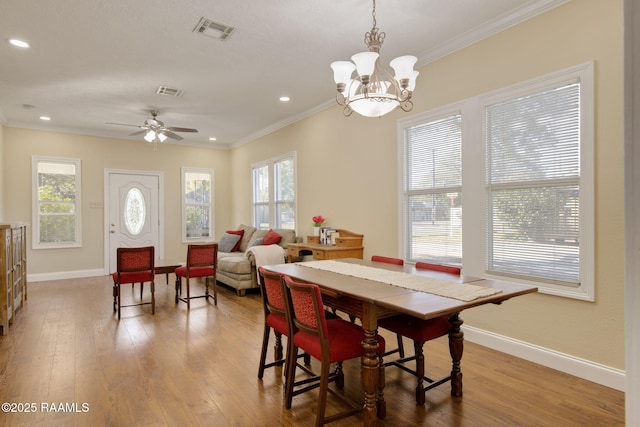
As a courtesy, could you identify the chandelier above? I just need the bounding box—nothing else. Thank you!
[330,0,418,118]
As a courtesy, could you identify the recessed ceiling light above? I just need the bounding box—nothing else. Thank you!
[209,137,217,141]
[39,116,51,121]
[279,96,290,102]
[9,39,29,48]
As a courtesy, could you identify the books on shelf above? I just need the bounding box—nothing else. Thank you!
[320,227,338,245]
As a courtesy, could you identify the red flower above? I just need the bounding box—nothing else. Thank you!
[312,215,325,226]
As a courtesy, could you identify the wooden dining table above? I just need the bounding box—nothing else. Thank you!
[264,258,538,427]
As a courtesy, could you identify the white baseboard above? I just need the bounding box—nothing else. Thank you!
[464,325,626,391]
[28,269,106,283]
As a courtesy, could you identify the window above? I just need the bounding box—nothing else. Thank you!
[485,82,581,284]
[252,153,296,230]
[182,167,214,241]
[253,164,269,229]
[401,111,462,266]
[32,156,81,249]
[400,62,594,300]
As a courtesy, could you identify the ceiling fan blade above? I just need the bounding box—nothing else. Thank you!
[162,130,183,141]
[167,126,198,133]
[106,122,141,128]
[129,129,147,137]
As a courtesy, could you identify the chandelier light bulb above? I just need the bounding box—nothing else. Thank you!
[330,61,356,86]
[157,132,167,142]
[390,55,418,83]
[351,52,379,79]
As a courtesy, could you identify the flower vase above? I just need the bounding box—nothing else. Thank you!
[313,226,321,236]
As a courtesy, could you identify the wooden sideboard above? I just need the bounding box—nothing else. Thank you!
[287,229,364,262]
[0,223,27,335]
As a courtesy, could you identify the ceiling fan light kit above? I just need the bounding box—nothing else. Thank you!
[107,110,198,150]
[330,0,418,118]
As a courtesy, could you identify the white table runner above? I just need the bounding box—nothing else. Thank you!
[299,260,502,302]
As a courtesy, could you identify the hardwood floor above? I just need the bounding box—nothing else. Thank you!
[0,275,624,426]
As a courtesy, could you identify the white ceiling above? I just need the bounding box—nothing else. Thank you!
[0,0,566,149]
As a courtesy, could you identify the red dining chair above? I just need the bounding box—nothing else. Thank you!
[175,243,218,310]
[112,246,155,320]
[377,262,460,404]
[282,275,386,426]
[415,261,461,275]
[371,255,406,358]
[258,267,342,380]
[257,267,290,378]
[371,255,404,266]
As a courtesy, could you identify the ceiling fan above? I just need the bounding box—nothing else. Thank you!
[107,110,198,144]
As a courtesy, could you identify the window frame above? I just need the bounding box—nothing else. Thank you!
[181,167,215,243]
[31,156,82,249]
[398,105,464,266]
[479,62,594,300]
[251,152,297,231]
[399,62,594,300]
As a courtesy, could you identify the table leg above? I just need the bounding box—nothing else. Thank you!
[448,313,464,397]
[361,304,383,426]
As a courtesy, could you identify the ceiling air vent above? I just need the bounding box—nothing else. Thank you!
[193,17,235,41]
[156,86,184,97]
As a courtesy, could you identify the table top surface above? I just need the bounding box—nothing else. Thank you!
[264,259,537,320]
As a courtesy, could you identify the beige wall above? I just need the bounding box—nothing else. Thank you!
[3,128,232,275]
[230,0,625,368]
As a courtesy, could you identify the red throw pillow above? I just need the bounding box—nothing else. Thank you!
[226,229,244,252]
[262,229,282,245]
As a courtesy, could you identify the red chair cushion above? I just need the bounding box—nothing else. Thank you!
[266,312,289,336]
[378,314,451,343]
[175,266,215,278]
[112,271,153,284]
[293,318,386,363]
[226,229,244,252]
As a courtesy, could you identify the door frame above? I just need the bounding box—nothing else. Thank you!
[103,168,165,274]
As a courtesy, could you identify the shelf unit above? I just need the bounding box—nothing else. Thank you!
[1,223,27,335]
[287,229,364,262]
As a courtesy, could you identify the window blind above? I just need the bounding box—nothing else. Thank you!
[486,83,581,284]
[405,114,462,265]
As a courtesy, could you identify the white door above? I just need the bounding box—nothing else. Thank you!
[106,171,162,273]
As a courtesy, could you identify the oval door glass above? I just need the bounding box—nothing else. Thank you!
[124,188,146,235]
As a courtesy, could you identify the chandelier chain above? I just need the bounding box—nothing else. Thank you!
[372,0,377,29]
